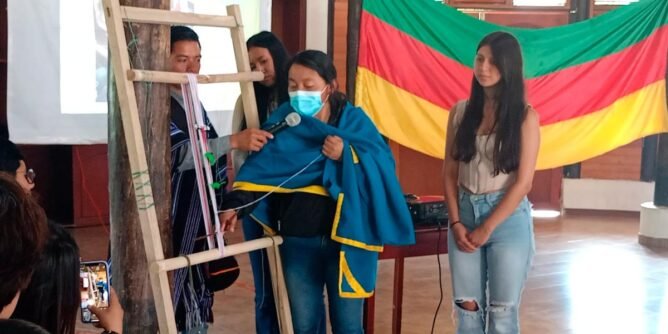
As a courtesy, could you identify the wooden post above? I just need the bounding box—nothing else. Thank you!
[327,0,335,57]
[656,60,668,207]
[228,5,260,130]
[108,0,171,332]
[655,134,668,207]
[345,0,362,102]
[562,0,592,180]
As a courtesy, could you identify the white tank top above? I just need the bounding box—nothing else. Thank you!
[452,101,516,194]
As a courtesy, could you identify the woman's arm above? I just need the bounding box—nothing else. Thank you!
[219,190,265,232]
[443,103,462,224]
[467,107,540,247]
[174,130,273,174]
[444,102,476,252]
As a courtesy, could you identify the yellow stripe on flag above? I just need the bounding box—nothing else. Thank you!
[356,67,668,170]
[355,67,449,159]
[538,79,668,169]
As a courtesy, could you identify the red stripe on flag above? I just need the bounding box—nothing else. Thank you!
[359,11,668,125]
[358,11,471,111]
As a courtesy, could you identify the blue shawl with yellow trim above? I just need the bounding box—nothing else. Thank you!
[234,102,415,297]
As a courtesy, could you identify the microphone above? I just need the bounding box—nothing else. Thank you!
[262,112,301,135]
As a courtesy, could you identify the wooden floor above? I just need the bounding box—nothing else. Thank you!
[72,210,668,334]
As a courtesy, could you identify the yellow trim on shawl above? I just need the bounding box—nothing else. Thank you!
[330,193,384,252]
[233,181,329,196]
[338,251,374,298]
[350,146,360,164]
[249,214,276,236]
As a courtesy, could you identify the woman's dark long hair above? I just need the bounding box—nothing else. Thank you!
[12,223,80,334]
[0,139,24,175]
[452,31,527,175]
[286,50,348,122]
[247,31,290,124]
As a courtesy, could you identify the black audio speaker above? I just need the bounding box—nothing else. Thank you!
[405,194,448,227]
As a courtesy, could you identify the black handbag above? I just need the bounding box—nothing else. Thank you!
[204,255,240,292]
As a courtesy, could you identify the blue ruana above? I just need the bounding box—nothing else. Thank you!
[234,101,416,297]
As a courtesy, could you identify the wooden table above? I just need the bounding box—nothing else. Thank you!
[363,226,449,334]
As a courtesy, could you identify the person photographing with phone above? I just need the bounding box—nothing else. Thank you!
[11,222,124,334]
[0,140,122,333]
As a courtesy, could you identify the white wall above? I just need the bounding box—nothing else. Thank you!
[306,0,328,52]
[563,179,655,212]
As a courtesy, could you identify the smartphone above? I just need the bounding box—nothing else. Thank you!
[79,260,110,323]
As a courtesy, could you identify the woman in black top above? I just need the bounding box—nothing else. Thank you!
[233,32,324,334]
[221,50,393,334]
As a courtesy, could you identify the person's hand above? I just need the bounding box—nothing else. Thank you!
[322,135,344,161]
[219,210,238,233]
[231,129,273,152]
[89,287,124,334]
[467,224,493,248]
[452,223,476,253]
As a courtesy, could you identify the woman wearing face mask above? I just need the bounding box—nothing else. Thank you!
[220,50,415,334]
[231,31,315,334]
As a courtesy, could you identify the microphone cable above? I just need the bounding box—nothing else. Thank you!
[431,221,444,334]
[219,153,325,213]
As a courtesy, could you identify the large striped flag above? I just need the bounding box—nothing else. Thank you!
[356,0,668,170]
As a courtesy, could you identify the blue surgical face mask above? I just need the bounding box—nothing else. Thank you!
[289,86,328,117]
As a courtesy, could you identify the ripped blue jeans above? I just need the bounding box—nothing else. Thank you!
[448,189,534,334]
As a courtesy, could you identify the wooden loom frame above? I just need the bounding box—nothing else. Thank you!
[102,1,293,332]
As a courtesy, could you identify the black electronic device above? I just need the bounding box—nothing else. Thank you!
[405,194,448,227]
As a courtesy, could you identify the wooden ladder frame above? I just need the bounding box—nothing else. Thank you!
[102,1,293,333]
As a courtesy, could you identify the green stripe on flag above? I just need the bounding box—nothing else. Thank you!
[363,0,668,78]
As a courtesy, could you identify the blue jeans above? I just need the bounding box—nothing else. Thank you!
[244,219,325,334]
[281,236,364,334]
[243,218,280,334]
[448,190,534,334]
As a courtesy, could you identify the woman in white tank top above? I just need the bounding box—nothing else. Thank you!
[442,31,540,334]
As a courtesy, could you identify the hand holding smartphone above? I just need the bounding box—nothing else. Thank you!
[80,260,110,323]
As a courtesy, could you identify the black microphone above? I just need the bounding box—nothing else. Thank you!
[262,112,301,135]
